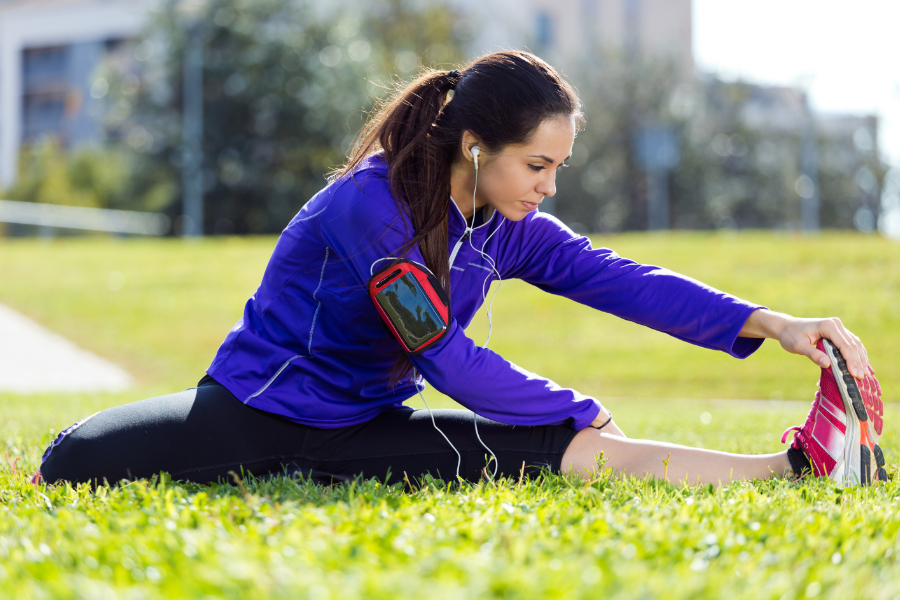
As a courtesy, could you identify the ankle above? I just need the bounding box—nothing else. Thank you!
[786,446,811,479]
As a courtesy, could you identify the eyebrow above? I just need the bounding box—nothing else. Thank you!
[527,154,572,164]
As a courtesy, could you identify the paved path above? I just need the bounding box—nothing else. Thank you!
[0,303,132,393]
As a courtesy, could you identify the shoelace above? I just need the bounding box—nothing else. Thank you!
[781,387,823,445]
[781,425,801,444]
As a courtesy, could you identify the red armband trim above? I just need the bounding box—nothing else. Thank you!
[367,259,451,354]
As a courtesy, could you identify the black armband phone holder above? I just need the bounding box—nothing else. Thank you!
[367,259,451,354]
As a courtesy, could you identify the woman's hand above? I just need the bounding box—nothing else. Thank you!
[739,309,871,379]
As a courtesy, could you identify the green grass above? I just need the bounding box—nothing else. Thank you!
[4,460,900,599]
[1,231,900,599]
[0,231,897,401]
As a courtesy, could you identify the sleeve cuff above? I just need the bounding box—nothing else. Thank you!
[574,399,605,431]
[729,306,768,359]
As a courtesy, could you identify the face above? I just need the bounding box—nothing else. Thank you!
[473,116,576,222]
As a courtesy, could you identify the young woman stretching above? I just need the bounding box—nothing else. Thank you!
[34,51,886,488]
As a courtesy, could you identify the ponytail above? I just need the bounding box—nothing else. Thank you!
[336,69,460,294]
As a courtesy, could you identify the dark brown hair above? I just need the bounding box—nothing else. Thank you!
[335,50,583,382]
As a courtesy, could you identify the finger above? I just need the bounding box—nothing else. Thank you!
[800,341,831,370]
[854,333,871,375]
[844,333,868,380]
[846,332,870,379]
[826,319,866,378]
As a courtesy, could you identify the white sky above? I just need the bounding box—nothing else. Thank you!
[694,0,900,166]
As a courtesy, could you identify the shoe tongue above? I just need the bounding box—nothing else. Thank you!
[819,370,844,407]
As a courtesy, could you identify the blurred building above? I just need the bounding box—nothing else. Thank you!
[0,0,693,191]
[697,77,881,230]
[0,0,156,188]
[738,82,879,181]
[457,0,693,74]
[739,84,809,131]
[0,0,880,234]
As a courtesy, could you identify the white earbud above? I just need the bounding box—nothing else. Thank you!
[466,145,482,235]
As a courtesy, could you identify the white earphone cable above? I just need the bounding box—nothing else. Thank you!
[469,218,503,348]
[379,147,505,484]
[414,369,463,481]
[468,147,499,479]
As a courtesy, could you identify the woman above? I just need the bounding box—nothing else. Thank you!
[35,51,885,488]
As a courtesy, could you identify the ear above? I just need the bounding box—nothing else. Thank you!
[460,130,483,163]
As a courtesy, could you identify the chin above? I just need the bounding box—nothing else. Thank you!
[499,208,530,222]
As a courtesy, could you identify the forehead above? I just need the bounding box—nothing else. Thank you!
[512,116,576,157]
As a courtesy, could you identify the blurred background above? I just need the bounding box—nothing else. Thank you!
[1,0,899,408]
[0,0,897,237]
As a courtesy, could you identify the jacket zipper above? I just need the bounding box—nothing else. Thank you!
[448,230,470,270]
[448,197,498,270]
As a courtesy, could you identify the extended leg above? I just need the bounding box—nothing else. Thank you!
[560,428,792,486]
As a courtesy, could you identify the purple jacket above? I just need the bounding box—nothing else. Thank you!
[208,154,764,430]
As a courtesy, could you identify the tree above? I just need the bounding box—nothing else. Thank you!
[556,51,886,232]
[4,139,139,209]
[555,51,683,233]
[103,0,466,234]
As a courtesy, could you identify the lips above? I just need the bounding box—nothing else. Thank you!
[522,201,541,211]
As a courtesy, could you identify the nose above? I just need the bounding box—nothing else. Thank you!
[536,171,557,198]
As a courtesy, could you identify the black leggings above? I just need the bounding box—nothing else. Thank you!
[39,376,579,486]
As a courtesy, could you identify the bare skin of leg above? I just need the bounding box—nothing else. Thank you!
[560,421,793,487]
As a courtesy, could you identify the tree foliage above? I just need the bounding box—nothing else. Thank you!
[4,140,163,210]
[556,52,886,232]
[104,0,465,234]
[13,1,881,235]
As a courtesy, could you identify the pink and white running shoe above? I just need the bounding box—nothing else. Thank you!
[782,338,886,486]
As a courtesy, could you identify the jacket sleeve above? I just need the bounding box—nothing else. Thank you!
[499,213,765,358]
[318,171,603,430]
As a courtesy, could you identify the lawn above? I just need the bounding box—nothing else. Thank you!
[1,231,899,599]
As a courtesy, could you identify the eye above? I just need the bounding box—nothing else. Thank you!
[528,164,544,172]
[556,162,569,171]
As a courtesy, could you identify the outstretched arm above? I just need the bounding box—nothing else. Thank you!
[739,309,872,378]
[500,213,767,359]
[583,304,874,434]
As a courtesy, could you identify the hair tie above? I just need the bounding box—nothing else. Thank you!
[447,69,462,90]
[591,409,613,431]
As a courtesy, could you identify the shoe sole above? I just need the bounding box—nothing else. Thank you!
[822,339,885,486]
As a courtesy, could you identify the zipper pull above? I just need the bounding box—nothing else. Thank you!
[449,228,474,270]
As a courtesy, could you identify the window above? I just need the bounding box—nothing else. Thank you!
[22,46,71,142]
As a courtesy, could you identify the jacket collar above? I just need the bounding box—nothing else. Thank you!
[365,153,499,238]
[449,196,498,237]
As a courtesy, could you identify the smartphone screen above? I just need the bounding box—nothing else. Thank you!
[374,272,446,350]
